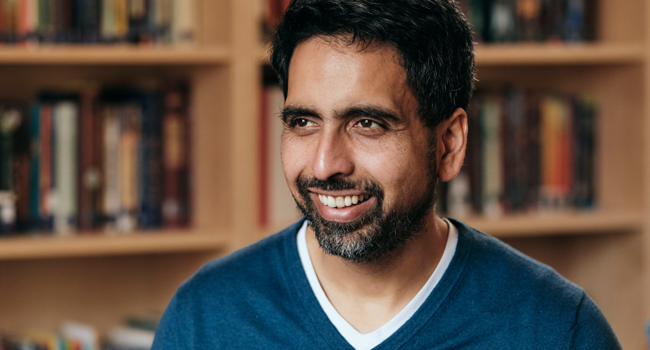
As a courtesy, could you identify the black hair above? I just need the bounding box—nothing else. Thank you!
[270,0,476,128]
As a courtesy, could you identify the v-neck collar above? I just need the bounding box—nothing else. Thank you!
[282,218,474,349]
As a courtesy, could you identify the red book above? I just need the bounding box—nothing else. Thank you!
[39,103,53,229]
[78,87,99,231]
[162,84,189,228]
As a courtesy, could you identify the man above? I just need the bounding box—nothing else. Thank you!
[153,0,620,348]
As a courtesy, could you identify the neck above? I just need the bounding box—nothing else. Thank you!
[306,214,449,333]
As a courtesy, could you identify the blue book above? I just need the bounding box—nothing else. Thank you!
[138,90,164,229]
[28,103,41,230]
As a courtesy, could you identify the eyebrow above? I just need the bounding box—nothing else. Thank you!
[281,105,402,124]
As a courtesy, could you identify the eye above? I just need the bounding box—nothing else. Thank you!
[294,118,314,127]
[356,119,380,128]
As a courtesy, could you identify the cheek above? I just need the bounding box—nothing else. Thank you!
[281,132,309,187]
[357,137,430,206]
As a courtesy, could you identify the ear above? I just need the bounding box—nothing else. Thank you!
[436,108,468,182]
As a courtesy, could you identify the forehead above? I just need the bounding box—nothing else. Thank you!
[286,36,416,116]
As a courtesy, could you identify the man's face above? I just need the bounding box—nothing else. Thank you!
[281,37,438,263]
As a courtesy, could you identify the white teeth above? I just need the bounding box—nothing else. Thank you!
[318,194,369,208]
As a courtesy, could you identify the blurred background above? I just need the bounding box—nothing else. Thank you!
[0,0,648,349]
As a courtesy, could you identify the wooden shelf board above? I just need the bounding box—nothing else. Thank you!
[0,45,231,65]
[0,229,230,260]
[475,43,645,66]
[463,211,643,238]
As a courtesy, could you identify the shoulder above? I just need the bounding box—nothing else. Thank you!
[451,218,583,304]
[178,219,304,300]
[152,219,306,349]
[441,219,620,348]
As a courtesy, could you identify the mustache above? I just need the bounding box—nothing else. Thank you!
[296,175,382,195]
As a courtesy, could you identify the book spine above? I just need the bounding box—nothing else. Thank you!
[171,0,194,46]
[39,103,53,231]
[138,91,163,229]
[79,0,99,43]
[0,108,21,234]
[28,103,40,230]
[480,95,503,217]
[78,87,99,231]
[117,103,140,232]
[113,0,126,40]
[162,85,188,227]
[14,108,30,232]
[516,0,542,41]
[53,101,78,235]
[102,105,120,231]
[525,92,541,210]
[127,0,148,43]
[100,0,115,42]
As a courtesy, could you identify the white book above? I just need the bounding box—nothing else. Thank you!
[267,86,302,227]
[481,97,503,218]
[172,0,196,46]
[103,106,121,231]
[53,102,78,235]
[101,0,116,40]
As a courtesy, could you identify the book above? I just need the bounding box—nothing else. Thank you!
[117,102,141,232]
[78,86,101,231]
[28,103,41,230]
[52,100,79,235]
[102,104,121,231]
[162,83,189,227]
[438,88,598,218]
[13,106,29,231]
[0,107,21,233]
[137,90,163,229]
[171,0,194,46]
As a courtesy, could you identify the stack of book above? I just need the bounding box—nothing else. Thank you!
[5,82,191,236]
[438,88,597,218]
[458,0,596,43]
[0,0,195,45]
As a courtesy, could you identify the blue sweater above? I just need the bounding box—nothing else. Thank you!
[152,218,621,349]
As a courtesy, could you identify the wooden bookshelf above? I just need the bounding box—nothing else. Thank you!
[465,211,643,238]
[0,230,230,261]
[474,43,645,66]
[0,46,232,65]
[0,0,649,348]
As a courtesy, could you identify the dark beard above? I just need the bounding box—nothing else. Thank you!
[295,173,438,264]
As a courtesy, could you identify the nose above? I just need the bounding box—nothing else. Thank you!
[311,129,354,181]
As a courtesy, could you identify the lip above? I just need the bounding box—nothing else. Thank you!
[310,192,375,223]
[308,188,366,197]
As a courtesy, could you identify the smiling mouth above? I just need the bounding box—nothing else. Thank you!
[316,194,371,208]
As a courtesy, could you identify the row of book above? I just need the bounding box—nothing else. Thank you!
[458,0,596,43]
[0,316,157,350]
[4,83,191,235]
[437,88,597,218]
[0,0,195,45]
[258,82,302,228]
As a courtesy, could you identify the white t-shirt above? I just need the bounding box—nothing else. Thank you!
[297,219,459,350]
